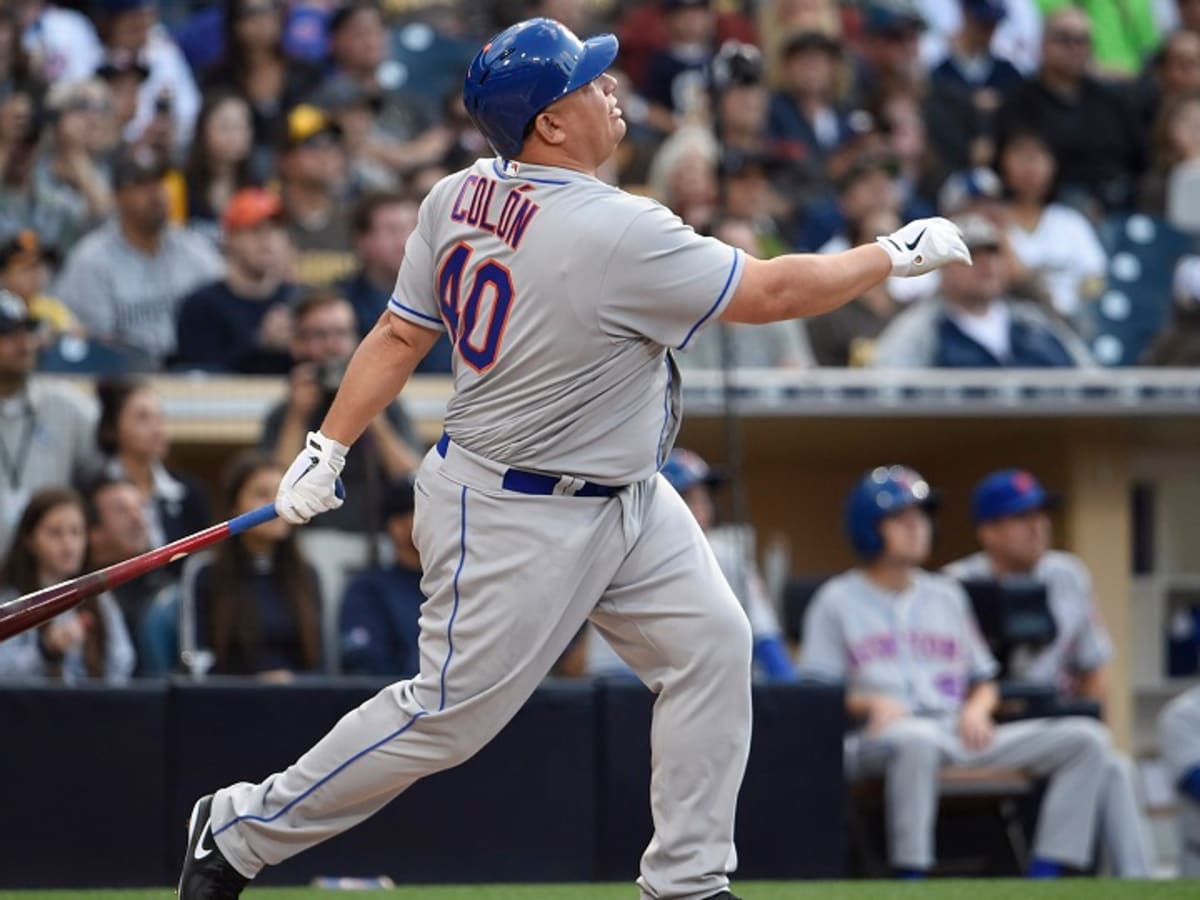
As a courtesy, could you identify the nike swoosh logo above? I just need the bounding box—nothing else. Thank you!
[293,455,320,486]
[904,228,927,251]
[193,818,214,861]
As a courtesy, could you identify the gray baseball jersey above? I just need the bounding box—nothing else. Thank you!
[943,550,1113,689]
[800,568,999,719]
[388,158,744,483]
[208,157,755,900]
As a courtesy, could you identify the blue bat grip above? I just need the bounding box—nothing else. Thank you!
[227,479,346,536]
[228,503,278,536]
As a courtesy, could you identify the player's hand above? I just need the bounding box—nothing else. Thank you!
[876,217,972,277]
[958,705,995,752]
[276,431,348,524]
[866,695,909,736]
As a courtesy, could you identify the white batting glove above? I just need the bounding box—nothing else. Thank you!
[876,217,972,277]
[276,431,348,525]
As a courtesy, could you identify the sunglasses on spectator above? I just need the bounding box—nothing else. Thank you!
[1048,30,1092,47]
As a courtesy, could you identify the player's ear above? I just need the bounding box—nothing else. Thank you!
[531,109,567,147]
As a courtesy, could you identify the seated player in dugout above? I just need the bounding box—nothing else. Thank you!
[943,468,1153,876]
[563,448,795,682]
[800,466,1113,879]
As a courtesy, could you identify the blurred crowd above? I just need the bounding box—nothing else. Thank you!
[0,0,1195,376]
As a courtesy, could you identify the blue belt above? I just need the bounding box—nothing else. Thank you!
[435,433,620,498]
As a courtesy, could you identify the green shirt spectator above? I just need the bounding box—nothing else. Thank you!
[1037,0,1160,76]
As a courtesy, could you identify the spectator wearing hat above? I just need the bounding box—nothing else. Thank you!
[997,129,1107,320]
[1145,254,1200,364]
[851,0,928,108]
[338,478,424,677]
[338,191,451,373]
[719,151,790,253]
[767,31,854,176]
[278,104,355,288]
[944,469,1153,877]
[937,165,1054,309]
[807,153,939,304]
[94,50,150,140]
[174,188,296,374]
[997,6,1145,212]
[311,74,398,194]
[0,288,100,556]
[931,0,1024,95]
[319,0,450,173]
[17,0,103,84]
[800,153,902,252]
[871,214,1093,367]
[639,0,718,133]
[0,230,76,337]
[90,0,200,151]
[199,0,324,162]
[32,78,116,250]
[53,146,224,365]
[711,40,769,156]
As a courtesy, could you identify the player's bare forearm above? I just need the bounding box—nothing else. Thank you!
[319,315,441,447]
[721,245,892,324]
[963,680,999,717]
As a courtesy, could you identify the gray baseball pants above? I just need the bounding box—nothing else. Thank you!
[847,715,1110,871]
[209,440,753,900]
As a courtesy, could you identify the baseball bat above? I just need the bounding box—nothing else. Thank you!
[0,481,343,643]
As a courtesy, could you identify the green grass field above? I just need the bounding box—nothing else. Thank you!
[1,882,1195,900]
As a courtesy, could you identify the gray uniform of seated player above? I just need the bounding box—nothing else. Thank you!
[800,466,1110,875]
[945,468,1152,877]
[1159,686,1200,876]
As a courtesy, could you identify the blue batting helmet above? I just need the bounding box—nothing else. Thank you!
[462,18,619,159]
[845,465,939,558]
[660,449,724,494]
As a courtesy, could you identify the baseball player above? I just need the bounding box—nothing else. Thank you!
[178,18,970,900]
[1159,686,1200,876]
[580,448,794,681]
[800,466,1111,878]
[943,469,1153,876]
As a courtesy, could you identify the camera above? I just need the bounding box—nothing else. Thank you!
[315,359,347,394]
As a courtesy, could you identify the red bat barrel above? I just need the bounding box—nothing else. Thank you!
[0,519,234,642]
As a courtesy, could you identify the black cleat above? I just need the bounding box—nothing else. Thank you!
[703,893,742,900]
[177,794,248,900]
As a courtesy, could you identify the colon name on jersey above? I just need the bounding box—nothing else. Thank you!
[449,174,541,252]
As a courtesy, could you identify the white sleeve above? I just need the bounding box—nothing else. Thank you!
[597,203,744,350]
[389,198,445,333]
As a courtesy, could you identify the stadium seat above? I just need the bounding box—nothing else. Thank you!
[1086,215,1197,366]
[38,335,156,375]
